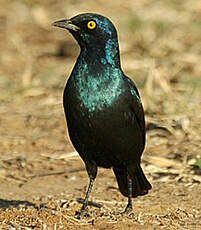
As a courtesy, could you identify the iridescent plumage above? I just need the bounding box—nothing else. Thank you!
[53,13,151,218]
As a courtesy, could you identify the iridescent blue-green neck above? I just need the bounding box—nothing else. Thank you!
[78,37,121,68]
[70,42,124,113]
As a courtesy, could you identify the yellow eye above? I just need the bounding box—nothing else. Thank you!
[87,20,96,30]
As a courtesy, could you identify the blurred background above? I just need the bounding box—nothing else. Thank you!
[0,0,201,228]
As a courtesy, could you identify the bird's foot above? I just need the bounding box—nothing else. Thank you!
[75,198,102,219]
[122,204,134,217]
[76,198,102,208]
[111,206,134,217]
[75,207,90,219]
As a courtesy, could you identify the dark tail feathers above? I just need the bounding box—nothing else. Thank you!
[113,165,152,198]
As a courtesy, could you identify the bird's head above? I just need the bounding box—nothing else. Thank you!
[53,13,121,66]
[52,13,118,51]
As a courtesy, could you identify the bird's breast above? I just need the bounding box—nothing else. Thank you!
[74,72,124,113]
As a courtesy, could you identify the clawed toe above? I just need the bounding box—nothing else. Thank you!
[75,208,90,219]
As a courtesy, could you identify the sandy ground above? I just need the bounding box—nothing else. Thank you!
[0,0,201,229]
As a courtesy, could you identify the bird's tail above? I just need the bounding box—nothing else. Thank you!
[113,165,152,198]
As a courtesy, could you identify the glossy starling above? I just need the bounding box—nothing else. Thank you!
[52,13,151,217]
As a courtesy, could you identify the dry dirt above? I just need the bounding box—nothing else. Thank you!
[0,0,201,229]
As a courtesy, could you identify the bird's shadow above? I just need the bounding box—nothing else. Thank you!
[0,198,37,209]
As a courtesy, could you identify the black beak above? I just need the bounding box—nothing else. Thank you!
[52,19,80,32]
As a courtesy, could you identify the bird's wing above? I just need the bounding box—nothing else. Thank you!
[124,76,146,145]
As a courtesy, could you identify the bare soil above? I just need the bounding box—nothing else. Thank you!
[0,0,201,229]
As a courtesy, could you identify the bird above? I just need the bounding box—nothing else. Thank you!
[52,13,152,218]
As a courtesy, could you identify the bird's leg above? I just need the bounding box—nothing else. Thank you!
[80,177,94,212]
[124,174,133,214]
[75,161,97,219]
